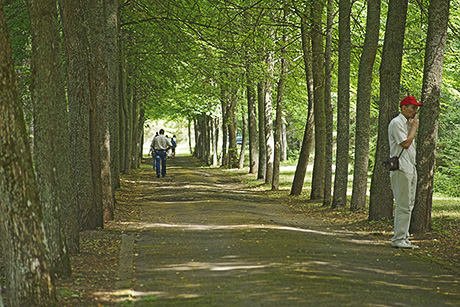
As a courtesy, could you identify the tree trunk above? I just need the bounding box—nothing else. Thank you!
[332,0,351,209]
[411,0,450,233]
[60,0,99,230]
[119,35,127,172]
[107,0,120,191]
[281,117,287,161]
[87,0,114,222]
[350,0,381,211]
[323,0,334,207]
[228,91,239,168]
[0,7,56,304]
[369,0,408,220]
[257,81,266,179]
[290,12,315,196]
[272,5,288,191]
[310,1,327,200]
[125,86,133,168]
[212,117,219,166]
[247,67,258,173]
[238,109,248,169]
[264,54,275,185]
[26,0,74,274]
[221,85,229,167]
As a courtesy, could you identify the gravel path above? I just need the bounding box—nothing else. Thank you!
[123,155,460,306]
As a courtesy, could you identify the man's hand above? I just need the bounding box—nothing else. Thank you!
[410,114,419,130]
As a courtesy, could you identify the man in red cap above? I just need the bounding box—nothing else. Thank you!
[388,95,423,249]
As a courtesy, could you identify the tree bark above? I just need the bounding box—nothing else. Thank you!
[272,4,288,191]
[221,84,229,167]
[228,90,238,168]
[119,35,127,172]
[290,12,315,196]
[60,0,99,230]
[264,53,275,185]
[0,6,56,304]
[247,67,259,174]
[26,0,75,273]
[212,117,219,166]
[323,0,334,207]
[87,0,114,223]
[332,0,351,209]
[281,117,287,161]
[238,109,248,169]
[257,81,267,179]
[310,1,326,200]
[107,0,120,190]
[369,0,408,220]
[350,0,381,211]
[411,0,450,233]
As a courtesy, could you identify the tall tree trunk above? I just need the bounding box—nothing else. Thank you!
[411,0,450,233]
[205,114,212,165]
[124,82,133,171]
[87,0,114,222]
[119,35,127,172]
[0,7,56,304]
[350,0,381,211]
[323,0,334,207]
[130,90,140,168]
[290,12,315,196]
[272,4,288,191]
[310,1,327,200]
[60,0,99,230]
[247,67,258,173]
[369,0,408,220]
[281,117,287,161]
[238,109,248,169]
[229,92,239,168]
[212,117,219,166]
[26,0,74,274]
[221,85,229,167]
[257,81,266,179]
[107,0,120,191]
[332,0,351,208]
[264,53,275,184]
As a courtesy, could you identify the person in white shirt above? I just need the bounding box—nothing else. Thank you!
[152,129,172,178]
[388,96,423,249]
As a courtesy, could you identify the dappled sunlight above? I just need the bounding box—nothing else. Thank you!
[153,261,272,272]
[91,289,175,304]
[139,222,347,237]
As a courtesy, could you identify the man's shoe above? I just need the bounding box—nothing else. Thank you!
[391,241,419,249]
[157,174,160,178]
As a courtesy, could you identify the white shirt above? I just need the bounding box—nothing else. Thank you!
[152,134,172,150]
[388,113,416,173]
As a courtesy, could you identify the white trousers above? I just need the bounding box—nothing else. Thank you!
[390,168,417,244]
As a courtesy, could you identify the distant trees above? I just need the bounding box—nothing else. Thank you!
[117,0,454,235]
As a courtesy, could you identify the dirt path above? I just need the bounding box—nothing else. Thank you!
[122,155,460,306]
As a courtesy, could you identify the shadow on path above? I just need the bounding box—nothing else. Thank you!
[121,155,460,306]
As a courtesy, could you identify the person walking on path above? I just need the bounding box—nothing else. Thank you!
[152,129,172,178]
[149,132,159,170]
[171,135,177,158]
[388,95,423,249]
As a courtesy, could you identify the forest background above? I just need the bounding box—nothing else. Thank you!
[0,0,459,306]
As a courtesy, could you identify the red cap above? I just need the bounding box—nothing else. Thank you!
[400,96,423,107]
